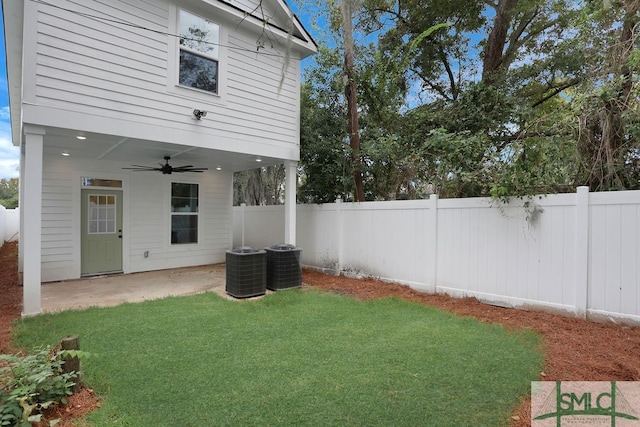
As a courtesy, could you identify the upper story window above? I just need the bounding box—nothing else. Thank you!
[178,10,220,94]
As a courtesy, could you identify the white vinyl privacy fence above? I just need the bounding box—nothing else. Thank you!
[233,187,640,324]
[0,205,4,249]
[0,206,20,247]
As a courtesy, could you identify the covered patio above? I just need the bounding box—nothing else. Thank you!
[17,126,298,316]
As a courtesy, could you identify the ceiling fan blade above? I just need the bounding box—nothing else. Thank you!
[173,165,208,170]
[173,169,207,173]
[178,166,208,169]
[124,165,156,169]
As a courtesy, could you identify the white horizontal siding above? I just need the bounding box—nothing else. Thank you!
[40,154,233,282]
[27,0,302,156]
[41,164,76,282]
[128,172,166,262]
[34,84,295,141]
[37,9,167,67]
[227,33,299,88]
[225,31,300,145]
[127,169,233,271]
[70,0,170,26]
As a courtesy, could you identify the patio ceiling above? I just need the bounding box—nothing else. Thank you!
[40,125,283,173]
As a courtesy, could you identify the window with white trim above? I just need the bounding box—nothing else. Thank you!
[178,9,220,94]
[171,182,199,244]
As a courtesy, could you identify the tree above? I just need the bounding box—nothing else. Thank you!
[299,43,357,202]
[573,0,640,191]
[362,0,484,102]
[299,0,640,201]
[0,178,19,209]
[339,0,365,201]
[354,0,585,198]
[233,166,286,206]
[299,73,352,202]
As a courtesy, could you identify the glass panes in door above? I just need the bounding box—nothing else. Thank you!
[88,194,117,234]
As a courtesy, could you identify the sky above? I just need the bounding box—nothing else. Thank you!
[0,2,19,181]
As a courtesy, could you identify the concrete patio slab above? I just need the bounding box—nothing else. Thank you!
[41,264,230,313]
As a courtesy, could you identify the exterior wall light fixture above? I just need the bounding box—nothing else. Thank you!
[193,109,207,120]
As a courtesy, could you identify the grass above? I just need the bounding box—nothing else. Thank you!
[12,289,542,426]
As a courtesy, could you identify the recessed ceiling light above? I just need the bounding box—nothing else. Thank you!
[76,135,86,140]
[256,157,262,162]
[61,151,70,157]
[216,166,222,171]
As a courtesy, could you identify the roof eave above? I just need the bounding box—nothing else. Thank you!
[205,0,317,58]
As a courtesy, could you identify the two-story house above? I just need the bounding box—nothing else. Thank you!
[2,0,316,315]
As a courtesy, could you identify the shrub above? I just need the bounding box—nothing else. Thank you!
[0,347,79,426]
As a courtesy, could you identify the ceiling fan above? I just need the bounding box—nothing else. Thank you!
[123,156,208,175]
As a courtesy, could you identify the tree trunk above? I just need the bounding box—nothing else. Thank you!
[60,335,81,393]
[341,0,365,202]
[482,0,517,84]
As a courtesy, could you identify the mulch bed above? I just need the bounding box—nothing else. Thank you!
[2,241,640,426]
[0,242,20,354]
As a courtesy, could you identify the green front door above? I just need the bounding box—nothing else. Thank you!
[81,189,123,275]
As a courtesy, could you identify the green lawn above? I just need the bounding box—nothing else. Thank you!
[12,289,542,426]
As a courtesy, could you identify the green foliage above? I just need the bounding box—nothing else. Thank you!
[423,128,498,198]
[0,347,79,426]
[362,0,484,101]
[568,0,640,191]
[0,179,19,209]
[299,47,354,202]
[299,0,640,201]
[12,291,543,426]
[233,165,286,206]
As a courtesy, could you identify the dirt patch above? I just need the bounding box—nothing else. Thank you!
[33,387,100,427]
[0,241,20,354]
[3,243,640,426]
[303,269,640,426]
